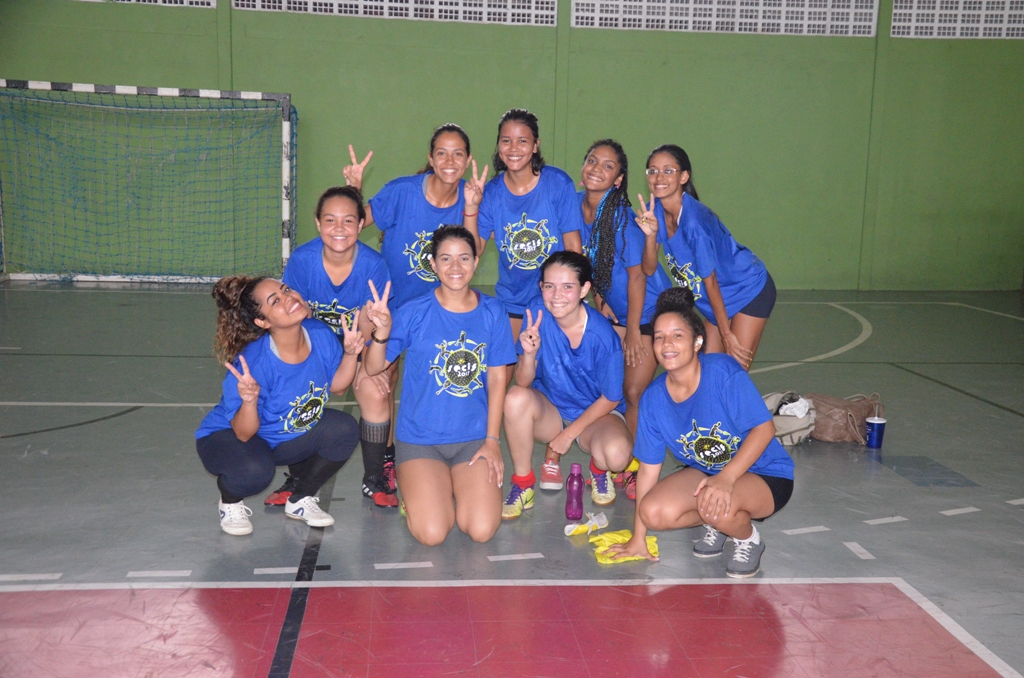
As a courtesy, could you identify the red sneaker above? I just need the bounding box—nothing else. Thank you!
[539,460,564,490]
[622,470,637,501]
[264,474,297,506]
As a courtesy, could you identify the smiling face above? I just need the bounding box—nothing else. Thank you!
[581,145,623,193]
[253,279,307,331]
[646,151,690,201]
[540,263,590,321]
[652,311,702,371]
[433,236,478,292]
[316,195,363,255]
[428,131,471,186]
[497,121,539,173]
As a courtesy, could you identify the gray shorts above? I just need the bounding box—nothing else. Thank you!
[395,438,484,467]
[560,410,626,450]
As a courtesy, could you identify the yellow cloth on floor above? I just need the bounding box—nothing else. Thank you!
[589,529,659,564]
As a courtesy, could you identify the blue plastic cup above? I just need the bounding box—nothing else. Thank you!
[866,417,886,449]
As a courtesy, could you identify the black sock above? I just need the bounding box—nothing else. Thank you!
[287,458,312,481]
[384,443,396,465]
[217,476,244,505]
[290,453,347,501]
[360,419,390,482]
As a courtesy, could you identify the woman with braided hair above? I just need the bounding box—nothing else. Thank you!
[195,276,362,535]
[578,140,671,499]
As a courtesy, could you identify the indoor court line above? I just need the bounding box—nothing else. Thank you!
[864,516,908,525]
[750,302,872,374]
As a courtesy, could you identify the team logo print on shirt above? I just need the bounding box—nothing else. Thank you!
[501,212,558,270]
[678,420,741,470]
[403,230,438,282]
[430,331,487,397]
[309,300,357,335]
[281,381,330,433]
[665,254,702,300]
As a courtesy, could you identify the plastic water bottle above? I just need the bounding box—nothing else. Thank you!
[565,463,584,521]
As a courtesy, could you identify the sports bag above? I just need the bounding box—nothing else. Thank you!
[805,393,884,445]
[762,391,816,446]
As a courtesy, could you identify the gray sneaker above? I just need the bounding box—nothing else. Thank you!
[693,524,727,558]
[726,537,765,578]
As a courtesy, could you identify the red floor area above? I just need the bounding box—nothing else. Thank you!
[0,583,1004,678]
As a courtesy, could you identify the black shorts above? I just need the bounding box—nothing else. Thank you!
[704,272,777,325]
[753,473,793,521]
[508,312,523,320]
[613,322,654,337]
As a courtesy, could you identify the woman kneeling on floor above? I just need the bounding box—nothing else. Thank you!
[362,226,515,546]
[196,276,362,535]
[502,250,634,520]
[607,287,794,577]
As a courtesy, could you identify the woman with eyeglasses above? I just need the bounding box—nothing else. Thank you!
[635,145,775,371]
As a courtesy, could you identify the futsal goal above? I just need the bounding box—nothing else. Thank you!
[0,80,297,283]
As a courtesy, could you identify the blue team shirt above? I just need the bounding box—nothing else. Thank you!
[369,174,466,308]
[196,319,343,448]
[633,353,794,479]
[477,166,585,315]
[386,290,517,446]
[579,191,671,327]
[283,240,390,335]
[660,194,768,321]
[516,301,626,421]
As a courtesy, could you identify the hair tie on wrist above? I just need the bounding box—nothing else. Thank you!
[486,435,500,443]
[463,210,478,217]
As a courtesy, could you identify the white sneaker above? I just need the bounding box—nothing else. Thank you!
[219,500,253,536]
[285,495,334,527]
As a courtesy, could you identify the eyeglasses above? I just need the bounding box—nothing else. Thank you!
[645,168,679,176]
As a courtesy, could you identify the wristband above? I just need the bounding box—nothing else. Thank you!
[463,210,478,217]
[370,329,389,344]
[486,435,500,443]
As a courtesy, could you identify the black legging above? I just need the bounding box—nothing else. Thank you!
[196,408,359,501]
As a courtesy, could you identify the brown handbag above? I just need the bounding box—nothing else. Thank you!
[804,393,884,445]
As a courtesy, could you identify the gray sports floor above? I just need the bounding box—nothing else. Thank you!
[1,282,1022,674]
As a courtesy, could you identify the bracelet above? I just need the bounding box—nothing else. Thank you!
[463,210,478,217]
[486,435,500,443]
[370,329,389,344]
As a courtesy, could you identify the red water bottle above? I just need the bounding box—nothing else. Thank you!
[565,463,584,521]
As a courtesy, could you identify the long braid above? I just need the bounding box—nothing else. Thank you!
[583,140,631,298]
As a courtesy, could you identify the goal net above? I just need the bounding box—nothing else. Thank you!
[0,81,296,282]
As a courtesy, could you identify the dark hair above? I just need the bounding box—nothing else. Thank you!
[315,185,366,223]
[492,108,545,175]
[581,139,631,298]
[540,250,592,287]
[418,123,471,175]
[212,275,268,364]
[652,287,706,349]
[647,144,699,201]
[431,224,477,258]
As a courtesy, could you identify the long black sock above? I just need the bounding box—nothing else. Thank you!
[218,476,244,505]
[360,419,390,482]
[287,458,313,481]
[290,454,347,501]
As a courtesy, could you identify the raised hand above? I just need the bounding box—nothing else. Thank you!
[225,355,260,403]
[340,313,365,356]
[518,308,543,355]
[363,279,392,335]
[634,193,658,237]
[464,159,489,210]
[342,144,373,191]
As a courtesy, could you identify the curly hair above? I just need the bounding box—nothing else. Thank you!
[492,108,545,175]
[212,275,268,364]
[581,140,631,299]
[652,287,706,349]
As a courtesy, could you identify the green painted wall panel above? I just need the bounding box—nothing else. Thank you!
[1,0,1022,289]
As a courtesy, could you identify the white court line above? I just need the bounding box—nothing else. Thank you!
[0,347,21,350]
[0,400,366,407]
[864,516,908,525]
[782,525,830,535]
[0,573,62,582]
[843,542,876,560]
[487,553,545,562]
[940,507,981,516]
[126,570,192,578]
[750,303,872,374]
[373,561,433,570]
[254,567,298,575]
[1007,498,1024,506]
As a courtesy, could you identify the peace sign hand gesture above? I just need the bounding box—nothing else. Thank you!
[634,193,658,238]
[342,144,373,191]
[519,308,543,356]
[340,313,365,356]
[464,159,489,210]
[363,280,392,336]
[225,355,260,403]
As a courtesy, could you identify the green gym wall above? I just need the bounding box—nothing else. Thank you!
[1,0,1021,290]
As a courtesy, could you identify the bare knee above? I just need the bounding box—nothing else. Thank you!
[408,517,453,547]
[638,498,673,531]
[625,383,645,408]
[460,516,500,543]
[503,385,534,416]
